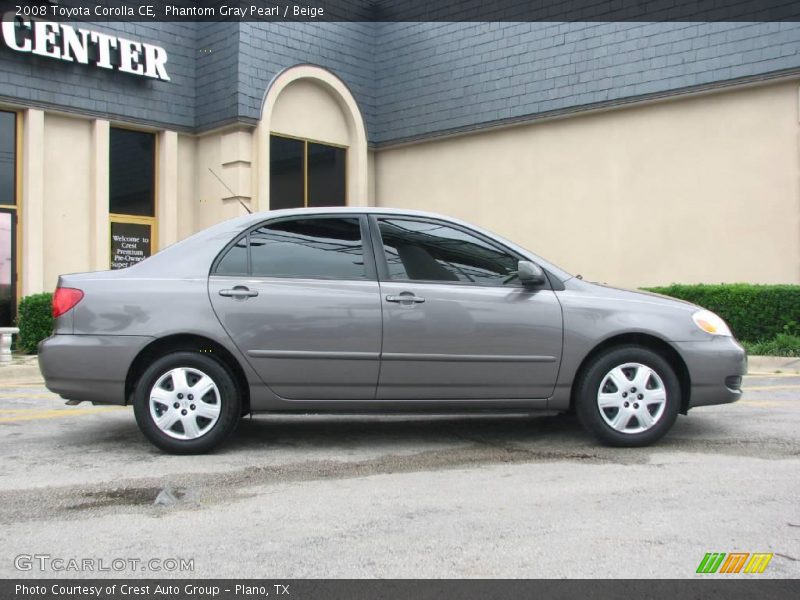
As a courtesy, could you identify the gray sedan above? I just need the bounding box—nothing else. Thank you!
[39,208,746,453]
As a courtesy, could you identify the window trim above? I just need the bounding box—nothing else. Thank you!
[367,214,551,290]
[210,214,377,282]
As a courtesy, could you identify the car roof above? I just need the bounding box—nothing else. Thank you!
[241,206,458,220]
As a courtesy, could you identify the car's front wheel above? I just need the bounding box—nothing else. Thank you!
[133,352,241,454]
[575,345,680,447]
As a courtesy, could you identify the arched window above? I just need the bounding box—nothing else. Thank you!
[257,65,368,211]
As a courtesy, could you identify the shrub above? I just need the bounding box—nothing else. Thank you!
[741,334,800,358]
[642,284,800,343]
[16,293,53,354]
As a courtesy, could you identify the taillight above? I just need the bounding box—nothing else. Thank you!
[52,287,84,318]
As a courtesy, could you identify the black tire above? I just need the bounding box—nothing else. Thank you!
[133,351,241,454]
[575,345,680,447]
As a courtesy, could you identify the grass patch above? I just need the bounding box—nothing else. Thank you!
[742,334,800,357]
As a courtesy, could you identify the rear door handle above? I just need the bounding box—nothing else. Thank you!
[219,286,258,299]
[386,293,425,304]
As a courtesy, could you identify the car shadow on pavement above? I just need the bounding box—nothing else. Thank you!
[232,412,586,446]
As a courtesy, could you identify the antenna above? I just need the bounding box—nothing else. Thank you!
[208,167,252,214]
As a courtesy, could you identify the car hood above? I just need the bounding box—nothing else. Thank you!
[568,279,698,312]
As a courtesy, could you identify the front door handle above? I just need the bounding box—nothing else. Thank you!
[219,286,258,299]
[386,292,425,304]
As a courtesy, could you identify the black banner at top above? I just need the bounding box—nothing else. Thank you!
[0,0,799,22]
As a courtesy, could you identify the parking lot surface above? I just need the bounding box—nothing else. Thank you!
[0,373,798,579]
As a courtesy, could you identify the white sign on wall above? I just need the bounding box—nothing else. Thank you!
[0,13,170,81]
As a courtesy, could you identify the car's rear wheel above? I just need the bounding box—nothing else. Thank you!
[575,345,680,447]
[133,352,240,454]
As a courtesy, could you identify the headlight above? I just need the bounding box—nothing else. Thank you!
[692,309,732,337]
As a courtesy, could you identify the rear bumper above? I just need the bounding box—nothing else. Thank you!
[38,334,154,405]
[671,337,747,409]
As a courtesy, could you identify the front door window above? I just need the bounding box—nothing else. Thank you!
[376,218,520,286]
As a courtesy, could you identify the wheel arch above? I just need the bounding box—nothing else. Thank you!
[569,332,691,415]
[125,334,251,415]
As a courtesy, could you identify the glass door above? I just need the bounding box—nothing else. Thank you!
[0,209,16,326]
[0,110,17,327]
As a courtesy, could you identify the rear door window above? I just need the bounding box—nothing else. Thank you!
[215,217,368,280]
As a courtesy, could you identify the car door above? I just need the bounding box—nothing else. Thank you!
[371,216,563,400]
[209,215,382,400]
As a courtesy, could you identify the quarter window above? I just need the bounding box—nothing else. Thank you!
[217,218,366,280]
[215,236,248,276]
[377,218,519,286]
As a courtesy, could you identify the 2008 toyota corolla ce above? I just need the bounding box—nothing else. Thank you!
[38,208,746,454]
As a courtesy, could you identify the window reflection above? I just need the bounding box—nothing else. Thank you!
[218,218,366,280]
[378,219,519,285]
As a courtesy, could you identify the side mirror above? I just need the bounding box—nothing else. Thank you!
[517,260,547,287]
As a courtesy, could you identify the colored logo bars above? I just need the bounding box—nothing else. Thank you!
[696,552,773,574]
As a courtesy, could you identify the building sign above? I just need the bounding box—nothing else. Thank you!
[0,13,170,81]
[111,221,152,270]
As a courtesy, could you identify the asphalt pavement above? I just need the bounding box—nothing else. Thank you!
[0,371,798,579]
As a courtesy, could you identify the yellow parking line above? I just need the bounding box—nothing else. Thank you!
[746,371,799,376]
[0,407,125,423]
[745,371,800,377]
[745,373,800,378]
[0,406,96,415]
[738,401,788,408]
[0,383,47,389]
[742,384,800,392]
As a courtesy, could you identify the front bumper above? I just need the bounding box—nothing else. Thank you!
[671,336,747,409]
[38,334,154,405]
